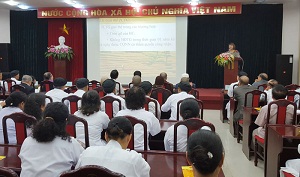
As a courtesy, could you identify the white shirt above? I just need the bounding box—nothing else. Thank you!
[227,81,239,97]
[113,79,125,95]
[146,96,161,119]
[75,140,150,177]
[161,92,195,120]
[19,136,84,177]
[74,110,110,146]
[116,109,161,150]
[46,88,69,103]
[3,78,20,91]
[11,77,21,84]
[100,93,126,117]
[73,89,85,97]
[0,107,23,144]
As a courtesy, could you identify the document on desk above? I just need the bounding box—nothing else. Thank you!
[0,156,6,160]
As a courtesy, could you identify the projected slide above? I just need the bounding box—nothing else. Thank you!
[99,17,176,80]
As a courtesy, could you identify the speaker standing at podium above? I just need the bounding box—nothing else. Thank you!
[228,42,244,71]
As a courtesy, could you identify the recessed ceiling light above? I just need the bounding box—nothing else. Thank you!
[18,4,29,9]
[4,0,19,6]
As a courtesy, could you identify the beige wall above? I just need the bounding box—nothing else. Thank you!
[0,9,10,43]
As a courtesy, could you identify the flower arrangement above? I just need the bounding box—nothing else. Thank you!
[45,45,74,61]
[214,52,234,67]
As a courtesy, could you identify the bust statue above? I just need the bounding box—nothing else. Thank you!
[55,36,69,49]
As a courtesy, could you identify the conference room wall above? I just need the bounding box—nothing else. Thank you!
[0,9,10,43]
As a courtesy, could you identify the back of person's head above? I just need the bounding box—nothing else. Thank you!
[22,75,32,84]
[140,81,152,95]
[80,90,100,116]
[180,77,190,82]
[272,84,288,100]
[133,70,141,77]
[267,79,278,88]
[5,91,27,108]
[259,73,268,81]
[239,76,249,85]
[187,130,224,176]
[32,102,70,143]
[160,72,167,80]
[180,98,200,119]
[102,79,116,94]
[238,71,248,77]
[76,78,89,90]
[132,75,141,86]
[53,77,67,89]
[154,76,164,86]
[106,116,133,140]
[110,69,119,79]
[10,70,19,78]
[43,72,53,81]
[24,93,46,121]
[125,87,145,110]
[178,82,192,93]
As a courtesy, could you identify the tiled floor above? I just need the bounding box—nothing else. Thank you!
[203,109,264,177]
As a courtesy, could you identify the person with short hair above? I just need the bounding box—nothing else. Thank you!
[132,75,141,87]
[174,73,196,92]
[74,90,110,146]
[75,116,150,177]
[153,76,165,88]
[24,93,46,121]
[10,70,21,84]
[116,87,161,150]
[20,75,35,95]
[140,81,161,119]
[43,72,53,81]
[160,72,174,93]
[133,70,141,77]
[162,82,195,120]
[262,79,278,104]
[252,73,268,89]
[73,78,89,97]
[0,91,27,144]
[19,102,84,177]
[187,130,224,177]
[110,69,124,95]
[45,77,69,103]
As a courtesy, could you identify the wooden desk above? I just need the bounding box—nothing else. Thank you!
[229,98,237,137]
[0,145,21,173]
[242,107,258,160]
[139,150,225,177]
[266,125,300,177]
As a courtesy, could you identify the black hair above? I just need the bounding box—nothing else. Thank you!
[125,87,146,110]
[32,102,70,142]
[272,84,288,100]
[133,70,141,77]
[187,130,224,175]
[110,69,119,79]
[180,98,200,119]
[238,71,248,77]
[24,93,46,121]
[154,76,164,86]
[80,90,100,116]
[106,117,133,140]
[5,91,27,107]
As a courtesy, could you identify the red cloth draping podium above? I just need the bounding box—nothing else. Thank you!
[224,57,241,86]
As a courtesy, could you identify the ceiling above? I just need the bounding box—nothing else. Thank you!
[0,0,296,10]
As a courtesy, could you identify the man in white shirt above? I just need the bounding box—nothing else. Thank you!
[45,77,69,103]
[161,82,194,120]
[110,69,124,95]
[100,79,126,117]
[73,78,89,97]
[116,87,161,150]
[261,79,278,104]
[140,81,161,119]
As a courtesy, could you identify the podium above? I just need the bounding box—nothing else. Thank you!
[53,59,67,79]
[224,57,241,86]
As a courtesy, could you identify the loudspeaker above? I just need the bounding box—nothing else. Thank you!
[275,54,293,86]
[0,43,10,72]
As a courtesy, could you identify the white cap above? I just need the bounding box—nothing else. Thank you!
[182,73,189,78]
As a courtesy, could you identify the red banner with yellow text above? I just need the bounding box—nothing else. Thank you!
[38,3,242,18]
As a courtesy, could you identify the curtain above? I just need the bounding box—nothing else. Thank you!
[187,4,283,88]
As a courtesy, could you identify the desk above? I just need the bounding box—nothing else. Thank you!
[266,125,300,177]
[229,98,237,137]
[0,145,21,173]
[139,150,225,177]
[242,107,258,160]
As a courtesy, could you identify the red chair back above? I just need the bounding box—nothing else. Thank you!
[266,99,297,125]
[177,98,204,120]
[150,88,172,106]
[11,84,25,93]
[282,171,296,177]
[124,115,147,151]
[163,82,173,93]
[285,84,300,91]
[2,112,36,145]
[3,79,16,94]
[89,80,101,90]
[66,114,90,148]
[257,84,267,91]
[144,97,159,118]
[189,89,199,99]
[40,80,54,92]
[245,90,267,107]
[62,95,82,114]
[286,90,300,102]
[60,165,125,177]
[101,96,121,119]
[174,118,215,152]
[94,86,106,98]
[0,167,18,177]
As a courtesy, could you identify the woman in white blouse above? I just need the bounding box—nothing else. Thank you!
[74,90,110,146]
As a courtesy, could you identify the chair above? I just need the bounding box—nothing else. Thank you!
[124,115,147,151]
[0,86,5,100]
[115,82,121,95]
[45,95,53,103]
[285,84,300,91]
[3,79,16,94]
[60,165,125,177]
[150,88,172,106]
[0,166,18,177]
[287,90,300,102]
[128,82,133,88]
[94,86,106,98]
[2,112,37,145]
[189,88,199,99]
[89,80,101,90]
[62,95,82,114]
[144,97,159,118]
[40,80,54,92]
[163,82,173,94]
[254,99,297,167]
[176,98,204,120]
[65,85,78,94]
[101,96,121,119]
[282,171,297,177]
[237,90,267,143]
[66,114,90,148]
[173,118,215,152]
[11,84,25,93]
[257,84,267,91]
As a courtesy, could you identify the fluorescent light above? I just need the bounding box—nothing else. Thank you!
[72,3,83,8]
[64,0,73,5]
[190,1,198,6]
[126,0,136,3]
[131,3,141,8]
[18,4,29,9]
[4,0,19,6]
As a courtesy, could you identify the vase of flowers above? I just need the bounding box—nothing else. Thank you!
[45,45,74,61]
[214,52,235,67]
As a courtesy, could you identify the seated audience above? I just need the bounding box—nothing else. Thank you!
[187,130,224,177]
[24,93,46,121]
[153,76,165,88]
[132,75,141,87]
[73,78,89,97]
[75,117,150,177]
[253,84,294,139]
[174,73,196,91]
[10,70,21,84]
[140,81,161,119]
[280,144,300,177]
[100,76,109,85]
[100,79,126,117]
[74,90,110,146]
[0,91,27,144]
[110,69,124,95]
[116,87,161,150]
[20,75,35,95]
[233,76,254,122]
[45,77,69,102]
[134,70,142,77]
[19,102,84,177]
[30,75,37,88]
[39,72,54,92]
[160,72,174,93]
[261,79,278,104]
[252,73,268,90]
[162,82,195,120]
[164,98,204,152]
